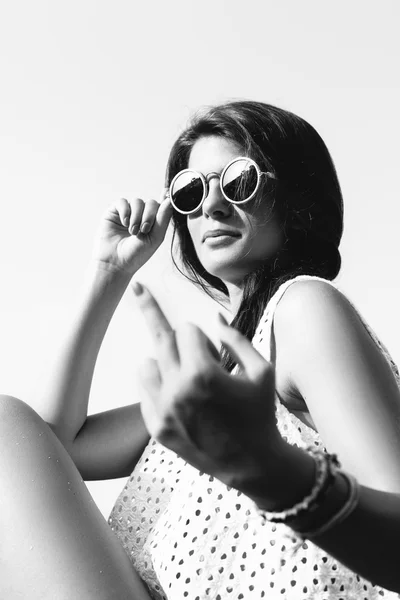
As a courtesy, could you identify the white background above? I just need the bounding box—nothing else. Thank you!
[0,0,399,518]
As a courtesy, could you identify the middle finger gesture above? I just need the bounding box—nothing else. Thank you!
[133,283,282,498]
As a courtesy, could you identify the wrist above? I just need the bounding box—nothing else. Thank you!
[249,445,358,540]
[89,259,137,280]
[85,260,135,294]
[238,441,316,512]
[288,470,352,536]
[75,261,135,318]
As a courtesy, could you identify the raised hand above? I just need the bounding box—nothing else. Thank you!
[132,282,289,506]
[93,193,173,276]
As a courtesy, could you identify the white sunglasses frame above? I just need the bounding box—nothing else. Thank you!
[168,156,276,215]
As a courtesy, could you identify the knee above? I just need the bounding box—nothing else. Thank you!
[0,395,43,435]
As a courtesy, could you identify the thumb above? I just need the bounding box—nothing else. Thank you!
[154,192,173,236]
[138,357,162,395]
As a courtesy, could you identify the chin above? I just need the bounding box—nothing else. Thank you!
[202,262,248,283]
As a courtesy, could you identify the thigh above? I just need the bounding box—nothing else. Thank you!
[0,396,150,600]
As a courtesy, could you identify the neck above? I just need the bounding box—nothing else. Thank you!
[224,281,244,319]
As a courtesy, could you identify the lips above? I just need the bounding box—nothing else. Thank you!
[202,229,241,242]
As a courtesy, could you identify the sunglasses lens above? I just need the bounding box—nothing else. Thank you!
[170,171,204,213]
[221,159,259,203]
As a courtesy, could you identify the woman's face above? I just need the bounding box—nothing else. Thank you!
[186,136,284,285]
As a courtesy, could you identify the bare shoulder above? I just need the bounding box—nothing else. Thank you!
[272,277,397,398]
[271,280,356,409]
[273,279,359,346]
[275,279,352,320]
[275,279,359,331]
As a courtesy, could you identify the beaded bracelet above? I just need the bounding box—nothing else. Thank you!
[298,471,360,539]
[258,448,341,524]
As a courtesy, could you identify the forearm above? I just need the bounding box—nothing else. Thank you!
[293,478,400,592]
[248,446,400,592]
[41,262,132,444]
[67,404,150,480]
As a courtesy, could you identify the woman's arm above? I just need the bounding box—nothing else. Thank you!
[269,279,400,589]
[274,279,400,492]
[42,264,133,444]
[41,264,150,478]
[250,443,400,592]
[67,402,149,480]
[298,477,400,592]
[38,196,172,479]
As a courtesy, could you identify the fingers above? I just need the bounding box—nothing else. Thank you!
[127,198,159,235]
[127,198,144,235]
[217,314,274,380]
[137,358,162,436]
[138,357,162,395]
[159,186,169,204]
[176,322,220,371]
[118,192,172,237]
[114,197,131,228]
[154,193,173,236]
[132,283,180,371]
[111,196,141,232]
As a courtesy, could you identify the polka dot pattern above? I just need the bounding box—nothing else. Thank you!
[108,276,400,599]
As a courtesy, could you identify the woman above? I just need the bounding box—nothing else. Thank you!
[1,100,400,598]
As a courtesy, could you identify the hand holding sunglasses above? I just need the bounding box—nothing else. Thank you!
[169,156,276,214]
[93,193,173,276]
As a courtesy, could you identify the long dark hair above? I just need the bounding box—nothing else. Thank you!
[166,101,344,371]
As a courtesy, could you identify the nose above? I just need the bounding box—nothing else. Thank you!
[201,174,232,219]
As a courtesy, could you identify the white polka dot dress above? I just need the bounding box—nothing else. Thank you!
[108,276,400,599]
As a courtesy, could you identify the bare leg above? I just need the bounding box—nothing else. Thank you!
[0,396,151,600]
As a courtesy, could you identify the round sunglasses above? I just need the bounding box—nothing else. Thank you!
[168,156,276,215]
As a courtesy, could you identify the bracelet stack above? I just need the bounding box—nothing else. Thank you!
[300,471,360,539]
[257,447,360,538]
